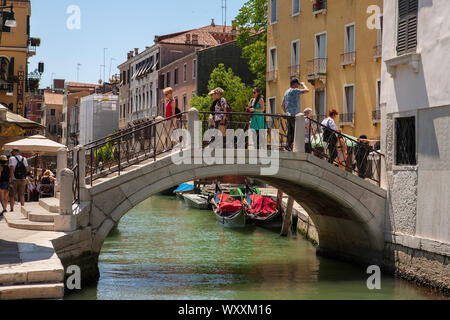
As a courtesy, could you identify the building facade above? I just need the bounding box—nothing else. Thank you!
[0,0,39,116]
[42,90,63,142]
[24,89,43,123]
[267,0,383,140]
[380,0,450,285]
[62,82,98,147]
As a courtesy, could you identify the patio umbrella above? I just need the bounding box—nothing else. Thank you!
[3,135,66,154]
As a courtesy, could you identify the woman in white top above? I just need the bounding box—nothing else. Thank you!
[321,109,342,164]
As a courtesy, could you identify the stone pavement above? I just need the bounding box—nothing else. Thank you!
[0,205,66,300]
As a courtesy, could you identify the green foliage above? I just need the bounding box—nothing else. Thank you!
[234,0,267,89]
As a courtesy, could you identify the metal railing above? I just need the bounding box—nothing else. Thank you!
[266,70,278,82]
[341,51,356,65]
[71,110,384,192]
[307,118,383,185]
[307,58,327,77]
[288,65,300,77]
[340,113,355,124]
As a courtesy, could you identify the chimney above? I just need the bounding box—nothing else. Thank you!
[185,33,191,44]
[211,18,215,27]
[134,48,139,55]
[192,34,198,45]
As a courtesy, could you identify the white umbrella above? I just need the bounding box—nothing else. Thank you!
[3,135,66,154]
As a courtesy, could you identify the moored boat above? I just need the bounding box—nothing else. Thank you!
[174,183,195,200]
[183,194,211,210]
[244,187,282,229]
[210,185,246,228]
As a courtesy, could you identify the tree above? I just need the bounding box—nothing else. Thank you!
[190,64,252,120]
[234,0,267,89]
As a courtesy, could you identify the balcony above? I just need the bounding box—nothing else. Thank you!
[288,65,300,77]
[340,113,354,125]
[374,44,382,60]
[372,109,381,124]
[266,70,278,82]
[312,0,327,16]
[341,51,356,67]
[307,58,327,85]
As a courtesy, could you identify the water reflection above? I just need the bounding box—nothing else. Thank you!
[66,195,446,300]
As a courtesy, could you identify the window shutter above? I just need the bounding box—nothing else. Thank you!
[8,58,14,77]
[397,0,418,55]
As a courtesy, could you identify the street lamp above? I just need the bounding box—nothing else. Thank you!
[0,0,16,29]
[4,11,16,28]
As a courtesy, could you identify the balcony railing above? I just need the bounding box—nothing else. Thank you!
[372,109,381,123]
[288,65,300,77]
[313,0,327,13]
[307,58,327,83]
[340,113,354,124]
[374,44,382,59]
[341,51,356,66]
[266,70,278,82]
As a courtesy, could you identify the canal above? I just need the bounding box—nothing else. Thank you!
[67,195,445,300]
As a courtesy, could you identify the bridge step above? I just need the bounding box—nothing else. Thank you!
[0,261,64,286]
[21,203,58,223]
[4,212,55,232]
[39,198,60,214]
[0,283,64,300]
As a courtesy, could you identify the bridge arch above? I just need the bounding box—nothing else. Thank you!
[87,151,386,266]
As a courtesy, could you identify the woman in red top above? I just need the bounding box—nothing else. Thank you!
[163,87,176,118]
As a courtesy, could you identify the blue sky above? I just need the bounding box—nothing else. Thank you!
[28,0,247,88]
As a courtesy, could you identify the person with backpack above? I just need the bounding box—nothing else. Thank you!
[9,148,29,211]
[321,110,341,164]
[0,155,10,215]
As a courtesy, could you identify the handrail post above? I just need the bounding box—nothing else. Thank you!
[188,108,200,149]
[56,147,68,192]
[59,169,74,215]
[293,113,306,153]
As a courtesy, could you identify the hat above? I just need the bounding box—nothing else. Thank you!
[0,155,7,161]
[208,90,215,96]
[11,148,19,153]
[290,78,300,86]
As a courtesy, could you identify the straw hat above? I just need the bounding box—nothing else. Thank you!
[0,155,7,162]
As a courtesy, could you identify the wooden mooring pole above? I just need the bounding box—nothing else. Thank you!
[281,195,294,237]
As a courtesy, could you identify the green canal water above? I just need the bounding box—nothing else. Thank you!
[67,195,445,300]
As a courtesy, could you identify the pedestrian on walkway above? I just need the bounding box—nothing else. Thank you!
[9,148,29,211]
[211,88,228,136]
[248,87,267,149]
[321,110,341,164]
[281,78,310,151]
[304,108,313,154]
[0,155,10,215]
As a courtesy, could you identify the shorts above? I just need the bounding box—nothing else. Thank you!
[0,181,9,190]
[11,179,27,198]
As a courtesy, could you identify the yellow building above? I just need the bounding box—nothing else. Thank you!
[267,0,383,140]
[0,0,36,116]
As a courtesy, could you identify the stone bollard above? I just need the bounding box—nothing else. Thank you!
[76,145,86,189]
[59,168,74,215]
[188,108,200,149]
[293,113,306,153]
[54,168,77,232]
[56,147,68,192]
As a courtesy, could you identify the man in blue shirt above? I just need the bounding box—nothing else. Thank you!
[281,78,310,151]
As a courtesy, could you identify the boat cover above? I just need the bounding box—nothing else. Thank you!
[174,183,194,193]
[249,195,278,216]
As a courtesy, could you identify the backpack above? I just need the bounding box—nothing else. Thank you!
[14,156,27,180]
[322,119,336,143]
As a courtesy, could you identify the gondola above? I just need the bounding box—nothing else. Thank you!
[210,184,246,228]
[174,183,195,200]
[244,186,283,229]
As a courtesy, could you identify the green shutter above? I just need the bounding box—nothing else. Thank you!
[397,0,418,55]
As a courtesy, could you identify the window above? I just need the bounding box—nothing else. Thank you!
[269,97,276,115]
[37,103,41,111]
[292,0,300,15]
[192,59,197,79]
[377,15,384,46]
[174,68,178,85]
[376,80,381,110]
[314,88,326,121]
[397,0,418,55]
[342,85,355,123]
[50,109,56,116]
[315,33,327,59]
[268,48,277,81]
[290,40,300,76]
[183,63,187,82]
[395,117,416,165]
[37,118,41,124]
[344,24,355,53]
[166,72,170,87]
[270,0,277,24]
[313,0,327,12]
[183,94,187,112]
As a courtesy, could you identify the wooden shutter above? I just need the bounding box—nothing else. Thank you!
[8,57,14,77]
[397,0,418,55]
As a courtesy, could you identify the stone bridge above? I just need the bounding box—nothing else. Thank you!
[85,149,386,267]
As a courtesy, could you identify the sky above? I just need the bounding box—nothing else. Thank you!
[28,0,248,88]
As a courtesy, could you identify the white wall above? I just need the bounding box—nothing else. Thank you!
[381,0,450,249]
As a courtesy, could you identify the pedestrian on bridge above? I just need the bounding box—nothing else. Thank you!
[281,78,310,151]
[321,110,341,165]
[247,87,267,149]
